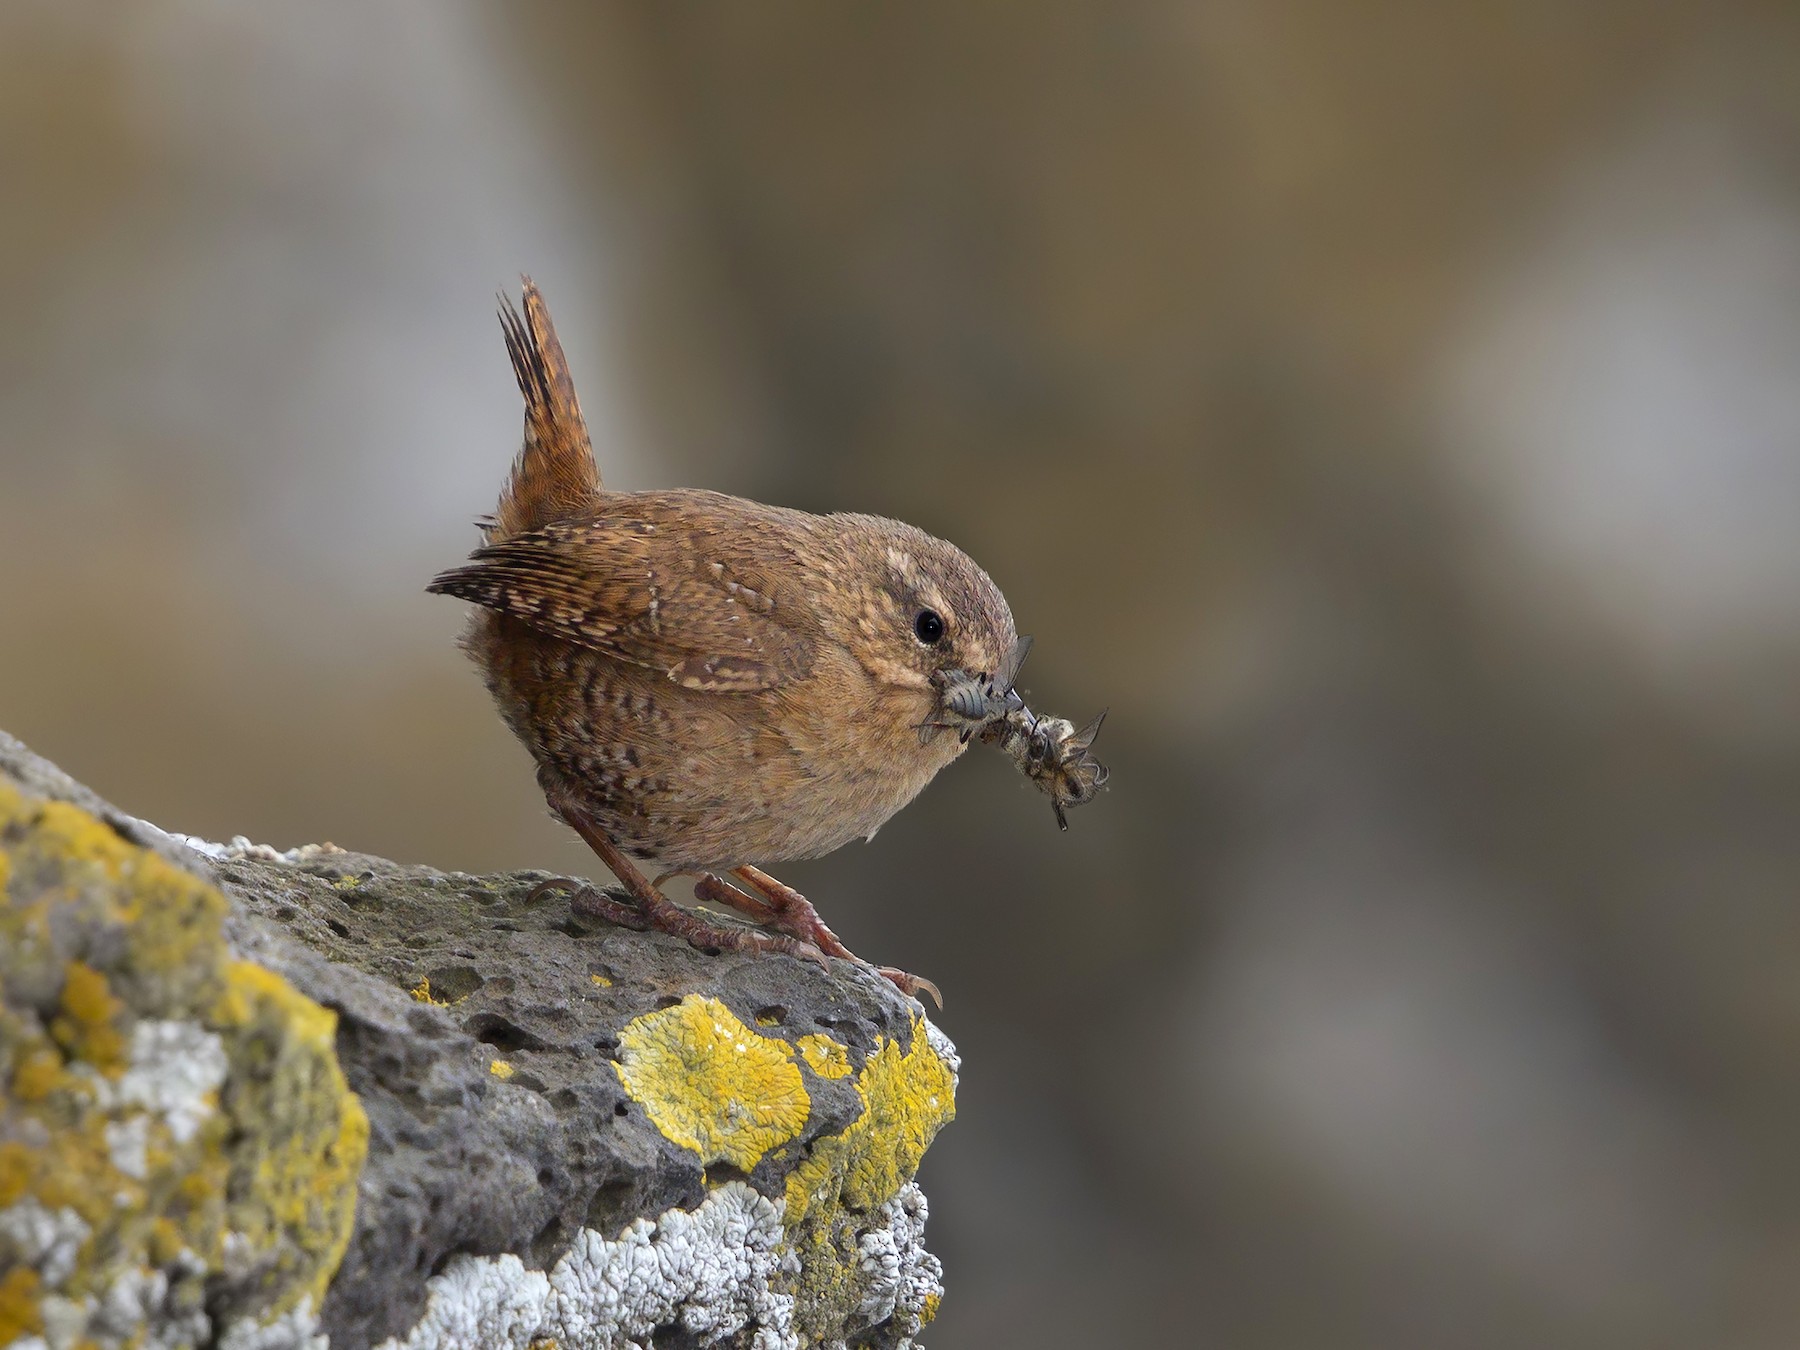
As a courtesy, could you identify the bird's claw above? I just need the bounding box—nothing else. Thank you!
[874,965,943,1010]
[525,874,580,902]
[765,934,830,969]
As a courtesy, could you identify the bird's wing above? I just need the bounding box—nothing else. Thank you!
[427,503,816,691]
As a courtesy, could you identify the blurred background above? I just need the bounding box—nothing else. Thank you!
[5,3,1800,1345]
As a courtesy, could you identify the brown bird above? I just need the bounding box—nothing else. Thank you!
[428,281,1019,1002]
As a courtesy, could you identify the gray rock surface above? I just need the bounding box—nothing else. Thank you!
[0,731,956,1350]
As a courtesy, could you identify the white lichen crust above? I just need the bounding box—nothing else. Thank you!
[116,1020,230,1145]
[920,1019,961,1085]
[171,833,347,866]
[379,1182,800,1350]
[853,1184,942,1342]
[217,1297,330,1350]
[0,1200,92,1288]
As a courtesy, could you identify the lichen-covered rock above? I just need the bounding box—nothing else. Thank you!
[0,732,956,1350]
[0,738,366,1350]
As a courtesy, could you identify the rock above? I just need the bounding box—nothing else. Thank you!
[0,732,956,1350]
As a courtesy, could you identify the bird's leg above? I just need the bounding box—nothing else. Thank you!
[547,799,826,966]
[723,865,942,1009]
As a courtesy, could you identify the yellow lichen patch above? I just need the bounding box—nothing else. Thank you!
[111,837,230,994]
[149,1216,185,1266]
[784,1015,956,1225]
[0,789,229,1012]
[613,995,810,1171]
[791,1033,851,1080]
[215,961,339,1055]
[51,962,126,1074]
[778,1015,958,1344]
[589,973,612,989]
[210,959,368,1318]
[0,1142,29,1207]
[920,1290,942,1325]
[489,1059,515,1081]
[10,797,129,884]
[10,1043,62,1101]
[15,1110,136,1232]
[409,976,450,1006]
[0,1267,43,1342]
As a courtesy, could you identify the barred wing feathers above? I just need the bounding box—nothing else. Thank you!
[429,502,816,692]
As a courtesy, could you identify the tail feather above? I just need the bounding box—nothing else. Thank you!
[489,278,601,541]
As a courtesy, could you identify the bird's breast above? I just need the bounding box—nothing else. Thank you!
[758,645,963,858]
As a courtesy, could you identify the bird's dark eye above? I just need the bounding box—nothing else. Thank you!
[913,609,946,645]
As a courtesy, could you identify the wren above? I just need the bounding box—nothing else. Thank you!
[429,280,1024,1003]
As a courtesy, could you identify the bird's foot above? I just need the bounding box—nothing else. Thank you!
[536,871,826,965]
[697,866,942,1007]
[715,865,857,960]
[648,897,829,966]
[544,798,909,980]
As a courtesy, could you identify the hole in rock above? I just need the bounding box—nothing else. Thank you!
[424,965,484,1002]
[585,1178,637,1233]
[704,1162,750,1188]
[462,1012,546,1053]
[529,1214,568,1267]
